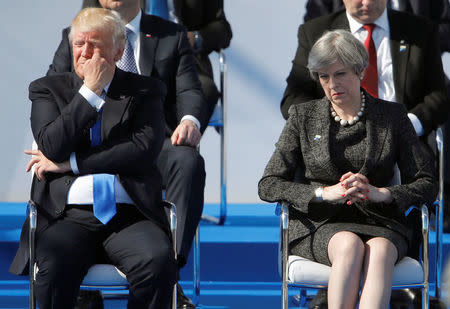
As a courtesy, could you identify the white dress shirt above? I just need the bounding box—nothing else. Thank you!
[67,84,135,205]
[125,11,201,130]
[346,9,424,136]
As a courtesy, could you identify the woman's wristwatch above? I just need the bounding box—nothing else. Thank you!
[314,187,323,202]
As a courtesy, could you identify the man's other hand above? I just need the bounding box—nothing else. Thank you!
[171,120,201,147]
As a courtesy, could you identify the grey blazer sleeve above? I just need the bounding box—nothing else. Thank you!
[258,106,337,215]
[387,104,438,212]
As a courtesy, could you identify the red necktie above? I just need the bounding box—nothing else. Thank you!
[361,24,378,98]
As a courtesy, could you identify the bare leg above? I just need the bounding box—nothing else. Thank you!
[359,237,398,309]
[327,231,365,309]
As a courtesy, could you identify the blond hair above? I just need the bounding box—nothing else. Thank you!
[69,7,126,49]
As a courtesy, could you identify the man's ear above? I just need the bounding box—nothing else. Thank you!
[114,47,124,62]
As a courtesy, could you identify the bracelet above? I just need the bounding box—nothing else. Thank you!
[315,187,323,202]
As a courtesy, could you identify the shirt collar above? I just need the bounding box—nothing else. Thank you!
[126,10,141,35]
[103,82,111,97]
[346,8,389,34]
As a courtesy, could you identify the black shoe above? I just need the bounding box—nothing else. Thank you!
[177,284,195,309]
[390,289,415,309]
[308,290,327,309]
[74,290,104,309]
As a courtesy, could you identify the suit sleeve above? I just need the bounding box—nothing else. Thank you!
[29,78,98,163]
[46,28,73,76]
[258,107,340,215]
[280,25,323,119]
[432,0,450,52]
[75,90,165,176]
[174,29,208,129]
[197,0,232,54]
[407,22,449,135]
[304,0,335,22]
[387,104,438,213]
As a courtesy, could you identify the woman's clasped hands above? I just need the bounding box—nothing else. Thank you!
[322,172,393,205]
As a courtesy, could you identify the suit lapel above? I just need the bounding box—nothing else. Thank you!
[359,95,389,177]
[330,11,350,31]
[306,98,341,179]
[101,69,133,139]
[388,10,409,104]
[139,13,158,76]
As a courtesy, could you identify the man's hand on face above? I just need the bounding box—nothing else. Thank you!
[171,119,201,147]
[83,50,115,96]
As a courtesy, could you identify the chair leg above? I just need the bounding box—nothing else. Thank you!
[192,226,200,305]
[423,286,429,309]
[282,281,288,309]
[172,283,177,309]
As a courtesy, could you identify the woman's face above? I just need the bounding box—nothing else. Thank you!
[317,61,364,107]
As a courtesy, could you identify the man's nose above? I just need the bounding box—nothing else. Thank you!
[81,44,93,58]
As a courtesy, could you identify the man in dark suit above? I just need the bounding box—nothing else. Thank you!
[10,7,175,309]
[281,0,449,139]
[48,1,208,307]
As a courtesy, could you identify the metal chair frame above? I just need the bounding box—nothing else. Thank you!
[277,127,445,309]
[28,200,178,309]
[201,49,228,226]
[191,50,227,304]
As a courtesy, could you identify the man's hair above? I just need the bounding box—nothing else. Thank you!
[307,29,369,80]
[68,7,126,49]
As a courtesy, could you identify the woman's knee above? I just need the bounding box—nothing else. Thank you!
[328,231,365,264]
[365,237,398,265]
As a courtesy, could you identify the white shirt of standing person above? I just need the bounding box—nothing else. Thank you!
[346,8,424,136]
[124,10,201,130]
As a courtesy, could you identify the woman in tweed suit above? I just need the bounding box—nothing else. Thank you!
[258,30,437,308]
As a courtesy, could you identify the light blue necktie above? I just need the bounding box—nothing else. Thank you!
[150,0,169,20]
[116,28,138,74]
[91,104,117,224]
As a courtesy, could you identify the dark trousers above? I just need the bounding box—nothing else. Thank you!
[35,205,176,309]
[157,139,206,268]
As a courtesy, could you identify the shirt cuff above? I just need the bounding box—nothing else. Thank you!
[70,152,80,175]
[180,115,201,130]
[79,85,105,111]
[407,113,424,136]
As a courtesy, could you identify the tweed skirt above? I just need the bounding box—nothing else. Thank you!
[289,221,408,267]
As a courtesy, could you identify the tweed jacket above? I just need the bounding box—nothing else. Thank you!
[259,94,437,246]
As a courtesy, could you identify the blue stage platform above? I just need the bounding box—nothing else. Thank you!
[0,202,448,308]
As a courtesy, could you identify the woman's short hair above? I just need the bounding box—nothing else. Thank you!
[69,8,126,50]
[307,30,368,80]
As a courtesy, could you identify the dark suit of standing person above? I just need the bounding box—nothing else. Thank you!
[47,1,207,308]
[9,8,175,309]
[281,0,449,139]
[304,0,450,51]
[171,0,232,121]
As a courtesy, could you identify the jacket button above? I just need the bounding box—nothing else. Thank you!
[64,179,71,186]
[55,210,62,215]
